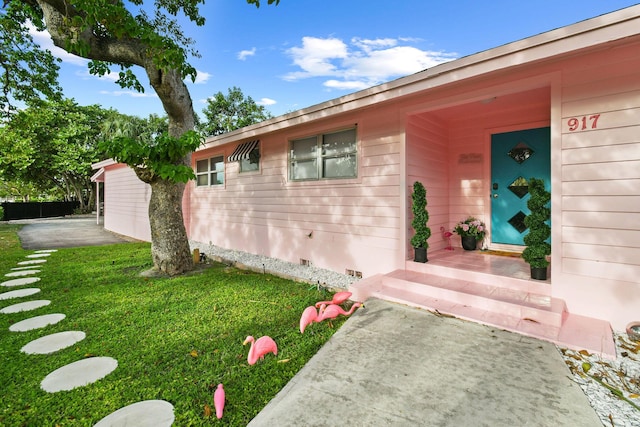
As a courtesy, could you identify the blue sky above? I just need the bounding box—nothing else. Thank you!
[30,1,640,119]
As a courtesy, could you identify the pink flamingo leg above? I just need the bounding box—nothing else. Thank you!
[214,384,225,419]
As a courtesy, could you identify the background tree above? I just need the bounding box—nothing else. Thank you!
[199,86,273,136]
[0,2,62,118]
[4,0,280,275]
[0,178,58,202]
[0,99,110,212]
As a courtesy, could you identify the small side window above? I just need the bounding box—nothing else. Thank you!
[195,156,225,187]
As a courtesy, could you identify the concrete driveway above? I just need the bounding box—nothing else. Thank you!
[12,215,134,250]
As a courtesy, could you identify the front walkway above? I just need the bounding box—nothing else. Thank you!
[249,298,602,426]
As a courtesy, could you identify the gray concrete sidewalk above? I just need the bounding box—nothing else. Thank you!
[249,298,601,427]
[12,215,133,249]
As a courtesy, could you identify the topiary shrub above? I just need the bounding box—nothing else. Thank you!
[410,181,431,249]
[522,178,551,269]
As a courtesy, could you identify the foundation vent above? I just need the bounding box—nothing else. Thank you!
[345,269,362,278]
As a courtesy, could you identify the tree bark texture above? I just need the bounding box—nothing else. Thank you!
[148,178,192,276]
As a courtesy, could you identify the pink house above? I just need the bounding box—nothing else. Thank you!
[94,6,640,357]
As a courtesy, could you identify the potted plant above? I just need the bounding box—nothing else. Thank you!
[521,177,551,280]
[453,217,485,250]
[410,181,431,262]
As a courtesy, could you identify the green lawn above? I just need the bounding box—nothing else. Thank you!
[0,224,346,426]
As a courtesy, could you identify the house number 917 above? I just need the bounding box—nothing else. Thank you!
[567,114,600,131]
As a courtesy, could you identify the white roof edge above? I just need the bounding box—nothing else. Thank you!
[201,4,640,150]
[91,158,117,170]
[90,168,105,182]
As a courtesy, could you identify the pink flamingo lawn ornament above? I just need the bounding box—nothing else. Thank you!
[300,305,320,333]
[318,302,363,321]
[300,302,364,333]
[440,226,454,251]
[314,291,352,308]
[213,384,225,419]
[243,335,278,365]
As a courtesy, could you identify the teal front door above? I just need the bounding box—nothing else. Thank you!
[491,127,550,245]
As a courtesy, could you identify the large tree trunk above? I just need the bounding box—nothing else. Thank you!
[148,178,192,275]
[144,68,196,276]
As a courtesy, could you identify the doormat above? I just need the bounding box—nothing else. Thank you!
[480,250,522,258]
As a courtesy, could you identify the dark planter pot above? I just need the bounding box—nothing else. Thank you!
[530,266,548,280]
[414,247,428,263]
[461,236,477,251]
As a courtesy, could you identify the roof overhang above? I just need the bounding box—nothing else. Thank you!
[92,158,117,170]
[90,168,105,183]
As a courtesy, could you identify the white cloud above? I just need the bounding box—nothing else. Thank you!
[284,36,457,91]
[76,69,119,82]
[238,48,257,60]
[257,97,276,106]
[323,80,370,91]
[283,37,348,81]
[342,46,456,81]
[192,70,212,84]
[351,37,397,53]
[99,90,157,98]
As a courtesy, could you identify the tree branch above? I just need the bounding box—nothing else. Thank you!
[34,0,196,137]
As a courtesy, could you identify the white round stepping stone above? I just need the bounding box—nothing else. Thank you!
[0,288,41,300]
[5,270,40,277]
[94,400,175,427]
[9,313,65,332]
[21,331,86,354]
[17,259,46,265]
[41,357,118,393]
[35,249,58,253]
[26,253,50,258]
[1,277,41,287]
[0,300,51,314]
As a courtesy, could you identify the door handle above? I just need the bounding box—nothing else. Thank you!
[493,193,499,198]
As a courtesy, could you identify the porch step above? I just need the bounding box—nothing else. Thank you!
[350,270,616,358]
[409,252,552,296]
[383,269,565,326]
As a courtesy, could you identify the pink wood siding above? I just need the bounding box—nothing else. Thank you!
[553,42,640,327]
[103,164,151,242]
[190,112,405,277]
[406,113,449,253]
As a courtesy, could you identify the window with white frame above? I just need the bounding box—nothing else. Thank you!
[289,128,357,181]
[195,155,224,187]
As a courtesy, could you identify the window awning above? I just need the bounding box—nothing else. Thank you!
[227,140,259,162]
